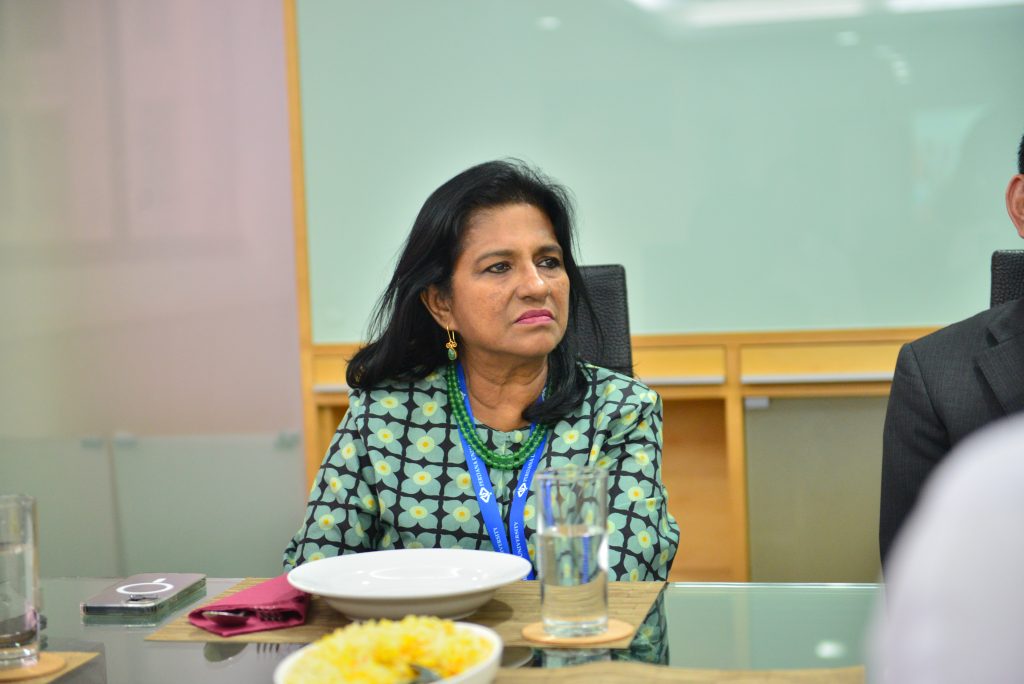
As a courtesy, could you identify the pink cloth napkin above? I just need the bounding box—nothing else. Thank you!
[188,575,309,637]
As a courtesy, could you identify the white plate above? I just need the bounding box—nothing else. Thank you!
[273,621,502,684]
[286,548,532,620]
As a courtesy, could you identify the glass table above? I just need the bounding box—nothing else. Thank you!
[34,578,880,682]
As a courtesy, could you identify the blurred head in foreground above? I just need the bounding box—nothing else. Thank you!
[871,412,1024,683]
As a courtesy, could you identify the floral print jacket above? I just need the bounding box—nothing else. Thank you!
[283,363,680,581]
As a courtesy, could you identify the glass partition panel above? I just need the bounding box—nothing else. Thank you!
[0,1,303,581]
[0,437,120,578]
[111,434,305,578]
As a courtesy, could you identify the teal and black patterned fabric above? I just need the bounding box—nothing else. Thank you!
[284,363,680,580]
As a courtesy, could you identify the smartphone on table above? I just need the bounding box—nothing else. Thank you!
[80,573,206,623]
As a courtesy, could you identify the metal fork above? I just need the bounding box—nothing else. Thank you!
[202,608,295,626]
[255,642,303,659]
[409,664,442,683]
[255,609,293,622]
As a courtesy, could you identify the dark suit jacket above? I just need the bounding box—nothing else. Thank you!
[880,297,1024,566]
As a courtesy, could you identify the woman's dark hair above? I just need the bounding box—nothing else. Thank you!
[346,159,596,425]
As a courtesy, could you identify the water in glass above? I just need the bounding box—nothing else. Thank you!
[538,523,609,637]
[0,496,39,668]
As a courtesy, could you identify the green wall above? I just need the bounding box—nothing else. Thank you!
[296,0,1024,342]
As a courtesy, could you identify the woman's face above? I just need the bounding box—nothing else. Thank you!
[427,203,570,366]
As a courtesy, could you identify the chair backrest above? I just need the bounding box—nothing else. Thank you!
[990,250,1024,307]
[574,264,633,377]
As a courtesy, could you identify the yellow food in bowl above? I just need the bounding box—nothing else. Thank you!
[284,615,493,684]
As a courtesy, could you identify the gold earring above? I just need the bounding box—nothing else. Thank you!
[445,327,458,361]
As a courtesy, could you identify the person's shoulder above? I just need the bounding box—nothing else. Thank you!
[579,362,660,408]
[350,368,445,402]
[908,298,1021,357]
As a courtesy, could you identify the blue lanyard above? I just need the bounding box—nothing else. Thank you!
[455,364,547,580]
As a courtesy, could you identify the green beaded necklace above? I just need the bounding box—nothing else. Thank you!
[446,362,550,471]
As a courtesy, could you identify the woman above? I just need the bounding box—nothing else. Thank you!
[284,160,679,581]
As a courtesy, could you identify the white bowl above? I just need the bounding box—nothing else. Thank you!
[286,548,532,620]
[273,621,502,684]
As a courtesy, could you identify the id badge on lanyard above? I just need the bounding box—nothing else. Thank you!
[455,364,547,579]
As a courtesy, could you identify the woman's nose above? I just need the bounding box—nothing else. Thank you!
[517,265,549,299]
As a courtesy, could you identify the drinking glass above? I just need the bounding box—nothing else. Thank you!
[0,495,40,668]
[534,465,609,637]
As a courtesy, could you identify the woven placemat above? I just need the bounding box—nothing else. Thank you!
[147,578,663,650]
[0,652,98,684]
[493,661,865,683]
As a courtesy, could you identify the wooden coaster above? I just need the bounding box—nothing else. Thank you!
[0,653,66,681]
[521,618,634,646]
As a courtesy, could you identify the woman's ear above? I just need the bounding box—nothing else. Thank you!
[420,286,453,329]
[1008,174,1024,238]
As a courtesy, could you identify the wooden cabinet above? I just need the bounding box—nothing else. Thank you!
[298,327,935,582]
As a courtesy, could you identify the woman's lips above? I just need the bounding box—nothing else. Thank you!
[516,309,554,324]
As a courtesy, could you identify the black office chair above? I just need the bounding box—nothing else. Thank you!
[990,250,1024,307]
[574,264,633,377]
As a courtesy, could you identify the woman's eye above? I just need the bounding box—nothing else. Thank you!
[538,257,562,269]
[485,262,511,274]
